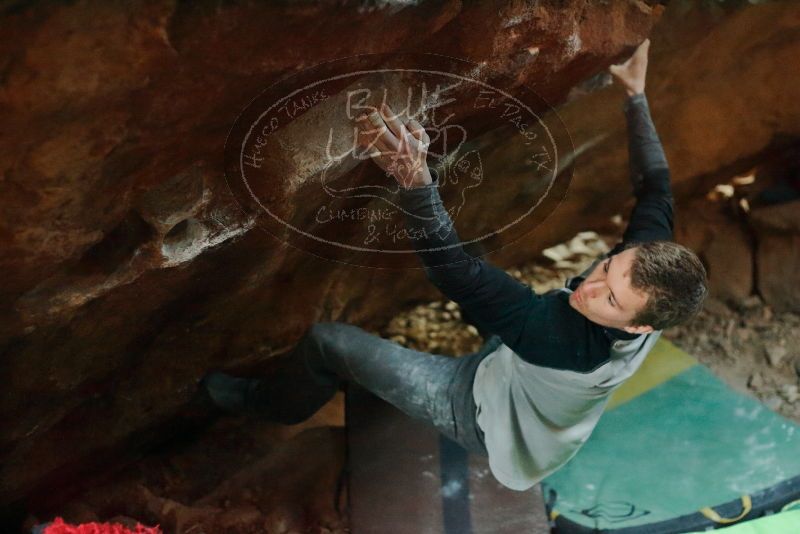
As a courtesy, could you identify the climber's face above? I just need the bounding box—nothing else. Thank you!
[568,247,654,334]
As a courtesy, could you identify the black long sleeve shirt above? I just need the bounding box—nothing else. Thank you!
[395,92,673,373]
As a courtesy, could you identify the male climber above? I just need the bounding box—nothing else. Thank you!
[202,39,708,491]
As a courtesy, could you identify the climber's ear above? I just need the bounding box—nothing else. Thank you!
[623,324,654,335]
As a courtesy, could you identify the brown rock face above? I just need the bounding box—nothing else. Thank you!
[0,0,662,513]
[752,200,800,313]
[675,199,754,304]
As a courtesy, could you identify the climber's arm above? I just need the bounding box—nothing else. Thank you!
[609,92,674,254]
[607,38,673,254]
[353,105,537,350]
[354,105,607,369]
[394,168,537,349]
[395,176,608,371]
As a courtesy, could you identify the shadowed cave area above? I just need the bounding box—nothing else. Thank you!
[2,1,800,532]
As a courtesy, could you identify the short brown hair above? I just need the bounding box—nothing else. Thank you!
[626,241,708,330]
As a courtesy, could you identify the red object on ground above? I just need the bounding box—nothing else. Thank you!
[43,517,162,534]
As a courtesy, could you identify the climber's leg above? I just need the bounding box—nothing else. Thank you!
[207,321,488,454]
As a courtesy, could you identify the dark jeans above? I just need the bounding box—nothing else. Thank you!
[248,322,498,455]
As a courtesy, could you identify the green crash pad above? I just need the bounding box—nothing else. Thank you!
[542,339,800,533]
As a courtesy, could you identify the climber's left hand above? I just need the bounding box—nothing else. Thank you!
[355,103,432,189]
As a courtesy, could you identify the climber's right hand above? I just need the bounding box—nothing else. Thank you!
[354,103,432,190]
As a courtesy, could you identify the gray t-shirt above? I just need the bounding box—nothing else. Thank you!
[473,309,661,490]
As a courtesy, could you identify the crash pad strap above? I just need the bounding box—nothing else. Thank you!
[701,496,753,524]
[689,508,800,533]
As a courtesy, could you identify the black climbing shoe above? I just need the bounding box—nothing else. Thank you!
[199,371,258,414]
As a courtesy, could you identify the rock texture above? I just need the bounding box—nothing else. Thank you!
[751,200,800,312]
[0,0,663,514]
[675,198,754,304]
[30,402,349,534]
